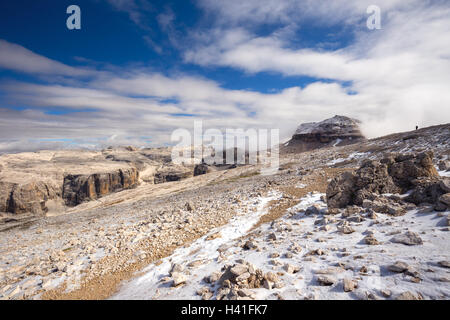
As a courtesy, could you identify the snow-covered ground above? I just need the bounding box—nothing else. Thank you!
[326,152,370,166]
[110,191,282,300]
[112,192,450,300]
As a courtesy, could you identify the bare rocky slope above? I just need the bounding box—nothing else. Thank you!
[0,148,192,215]
[0,121,449,300]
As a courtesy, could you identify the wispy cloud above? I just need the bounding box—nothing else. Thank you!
[0,40,93,76]
[105,0,153,29]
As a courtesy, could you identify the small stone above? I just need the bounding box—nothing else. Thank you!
[338,225,355,234]
[284,252,293,259]
[283,263,300,274]
[171,272,187,287]
[237,288,254,298]
[317,275,336,286]
[364,235,380,245]
[305,205,321,216]
[185,201,195,211]
[381,289,391,298]
[343,278,357,292]
[243,240,258,250]
[388,261,409,273]
[438,261,450,268]
[170,263,184,275]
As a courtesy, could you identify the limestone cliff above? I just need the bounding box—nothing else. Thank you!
[62,168,139,206]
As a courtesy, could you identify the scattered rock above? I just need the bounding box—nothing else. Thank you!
[395,291,423,300]
[364,235,380,245]
[283,263,300,274]
[391,231,423,245]
[438,261,450,268]
[338,225,355,234]
[381,289,391,298]
[184,202,195,212]
[171,272,187,287]
[388,261,409,273]
[316,275,336,286]
[343,278,357,292]
[243,240,258,250]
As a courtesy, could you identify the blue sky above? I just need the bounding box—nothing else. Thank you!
[0,0,449,152]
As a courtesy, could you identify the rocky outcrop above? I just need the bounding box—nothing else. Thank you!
[326,151,443,209]
[154,166,193,184]
[284,115,365,153]
[405,178,449,210]
[62,168,139,206]
[0,181,59,215]
[384,152,439,190]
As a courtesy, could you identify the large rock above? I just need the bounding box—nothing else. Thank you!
[391,231,423,246]
[327,152,441,209]
[387,151,438,189]
[62,168,139,206]
[283,115,365,153]
[194,163,211,176]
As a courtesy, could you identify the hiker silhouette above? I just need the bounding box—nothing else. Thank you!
[416,125,419,130]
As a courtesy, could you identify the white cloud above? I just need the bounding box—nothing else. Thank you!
[0,40,93,76]
[184,0,450,136]
[0,0,449,153]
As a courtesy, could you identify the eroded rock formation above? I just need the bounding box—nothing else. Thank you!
[326,151,444,209]
[62,168,139,206]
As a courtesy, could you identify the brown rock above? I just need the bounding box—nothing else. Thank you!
[364,235,380,245]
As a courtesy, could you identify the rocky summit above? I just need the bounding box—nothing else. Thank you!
[0,121,449,301]
[283,115,365,153]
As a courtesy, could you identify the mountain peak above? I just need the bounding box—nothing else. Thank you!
[283,115,365,153]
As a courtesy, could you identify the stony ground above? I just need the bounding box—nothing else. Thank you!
[0,124,449,300]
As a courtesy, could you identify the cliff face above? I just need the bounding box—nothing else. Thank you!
[0,148,199,215]
[0,168,140,214]
[0,181,59,215]
[283,115,365,153]
[62,168,139,206]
